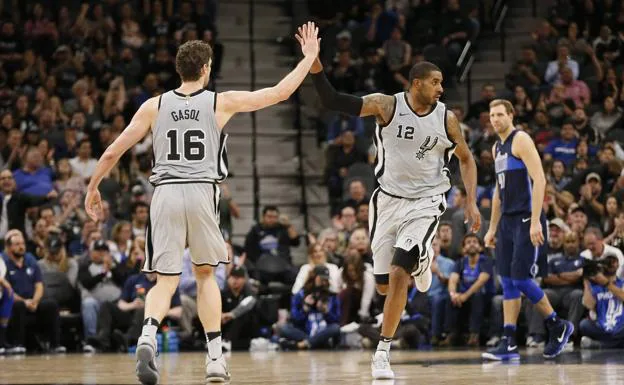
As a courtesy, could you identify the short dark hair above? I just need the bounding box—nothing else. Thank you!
[462,232,483,247]
[408,61,441,85]
[132,201,149,214]
[175,40,213,82]
[78,138,91,148]
[262,205,279,215]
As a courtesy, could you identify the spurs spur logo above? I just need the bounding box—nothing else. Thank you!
[415,136,438,160]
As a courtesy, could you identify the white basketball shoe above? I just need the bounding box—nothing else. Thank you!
[136,336,159,385]
[206,354,230,383]
[371,350,395,380]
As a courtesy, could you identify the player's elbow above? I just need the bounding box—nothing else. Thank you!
[272,86,291,103]
[101,149,118,162]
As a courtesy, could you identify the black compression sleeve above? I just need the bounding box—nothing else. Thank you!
[311,71,363,116]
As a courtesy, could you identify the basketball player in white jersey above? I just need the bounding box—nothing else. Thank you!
[84,22,319,384]
[306,47,481,378]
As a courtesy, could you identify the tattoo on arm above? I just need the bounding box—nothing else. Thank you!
[445,110,464,145]
[361,93,395,125]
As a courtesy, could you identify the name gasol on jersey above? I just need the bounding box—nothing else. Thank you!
[171,109,201,122]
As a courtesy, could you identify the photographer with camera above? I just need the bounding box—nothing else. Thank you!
[78,240,122,351]
[580,255,624,348]
[279,265,341,350]
[581,227,624,278]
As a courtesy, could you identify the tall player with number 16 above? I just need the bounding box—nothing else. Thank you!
[84,23,320,384]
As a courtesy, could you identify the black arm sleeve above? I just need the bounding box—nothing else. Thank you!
[311,71,363,116]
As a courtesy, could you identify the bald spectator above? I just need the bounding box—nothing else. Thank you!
[581,227,624,278]
[343,179,369,212]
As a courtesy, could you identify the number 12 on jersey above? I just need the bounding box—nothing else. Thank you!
[166,129,206,161]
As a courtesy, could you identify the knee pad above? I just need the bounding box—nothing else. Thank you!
[391,246,420,274]
[501,277,521,300]
[512,278,544,304]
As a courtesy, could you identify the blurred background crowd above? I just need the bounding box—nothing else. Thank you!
[0,0,623,356]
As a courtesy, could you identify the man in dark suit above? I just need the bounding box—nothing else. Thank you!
[0,169,56,246]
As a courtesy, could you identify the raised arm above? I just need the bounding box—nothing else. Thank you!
[512,131,546,246]
[85,97,157,220]
[309,57,395,125]
[447,110,481,233]
[215,22,319,128]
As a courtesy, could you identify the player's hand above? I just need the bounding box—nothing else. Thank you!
[221,312,234,324]
[85,188,103,221]
[530,220,544,247]
[295,21,320,58]
[464,203,481,233]
[310,56,323,74]
[484,229,496,248]
[132,298,145,310]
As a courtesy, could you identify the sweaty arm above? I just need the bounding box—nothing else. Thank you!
[512,132,546,223]
[309,58,394,125]
[88,98,156,190]
[215,55,315,128]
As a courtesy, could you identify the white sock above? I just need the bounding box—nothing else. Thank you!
[141,318,159,343]
[206,332,222,359]
[377,336,392,353]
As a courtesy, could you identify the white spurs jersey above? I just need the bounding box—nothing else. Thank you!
[149,89,229,186]
[373,92,456,199]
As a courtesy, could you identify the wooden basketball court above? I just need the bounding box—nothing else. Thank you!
[1,349,622,384]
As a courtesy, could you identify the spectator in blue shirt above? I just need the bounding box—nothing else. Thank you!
[279,265,341,350]
[88,272,182,352]
[442,233,494,347]
[327,114,365,144]
[428,238,455,345]
[581,255,624,348]
[3,230,63,353]
[526,231,584,347]
[543,122,579,167]
[12,147,55,197]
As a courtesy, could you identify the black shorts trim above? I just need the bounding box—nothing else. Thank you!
[375,273,389,285]
[192,260,232,268]
[379,187,409,200]
[154,179,218,187]
[369,188,380,244]
[142,270,182,276]
[146,216,154,271]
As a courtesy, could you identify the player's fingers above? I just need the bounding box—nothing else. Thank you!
[295,34,303,46]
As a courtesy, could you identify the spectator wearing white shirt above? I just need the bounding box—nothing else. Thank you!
[544,43,580,85]
[69,139,97,181]
[581,227,624,278]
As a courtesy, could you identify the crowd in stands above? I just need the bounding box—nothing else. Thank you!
[1,0,624,357]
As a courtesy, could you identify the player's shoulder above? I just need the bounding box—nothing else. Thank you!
[140,95,161,112]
